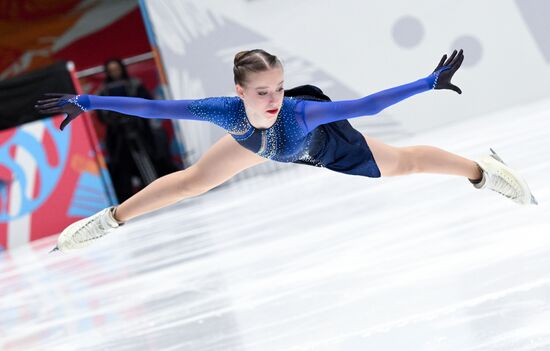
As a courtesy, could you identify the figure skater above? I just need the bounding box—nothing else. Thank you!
[35,49,536,252]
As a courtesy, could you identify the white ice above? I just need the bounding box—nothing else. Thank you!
[1,100,550,351]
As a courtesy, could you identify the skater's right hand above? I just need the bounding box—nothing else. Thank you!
[35,93,86,131]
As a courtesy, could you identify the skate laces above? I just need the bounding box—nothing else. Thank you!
[72,211,112,245]
[484,155,522,200]
[487,172,519,199]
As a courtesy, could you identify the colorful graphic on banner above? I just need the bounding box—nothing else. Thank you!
[0,119,69,221]
[0,114,114,250]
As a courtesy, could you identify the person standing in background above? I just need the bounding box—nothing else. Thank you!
[98,58,178,202]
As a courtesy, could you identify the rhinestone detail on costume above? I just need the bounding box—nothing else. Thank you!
[187,96,316,163]
[71,95,88,111]
[188,97,253,139]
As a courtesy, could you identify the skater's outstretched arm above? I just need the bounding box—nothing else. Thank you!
[35,94,230,131]
[296,49,464,133]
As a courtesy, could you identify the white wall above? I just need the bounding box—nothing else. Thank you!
[143,0,550,169]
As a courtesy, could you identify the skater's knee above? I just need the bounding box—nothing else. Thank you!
[153,170,206,198]
[176,166,217,196]
[384,147,418,176]
[401,147,424,174]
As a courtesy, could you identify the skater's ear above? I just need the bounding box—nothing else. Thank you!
[236,84,245,99]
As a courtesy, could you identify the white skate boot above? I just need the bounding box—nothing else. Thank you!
[51,206,123,252]
[471,148,538,205]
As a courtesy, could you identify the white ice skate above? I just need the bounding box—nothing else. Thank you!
[51,206,123,252]
[472,148,537,205]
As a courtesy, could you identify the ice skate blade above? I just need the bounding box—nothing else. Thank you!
[489,148,506,165]
[49,246,60,253]
[531,195,539,205]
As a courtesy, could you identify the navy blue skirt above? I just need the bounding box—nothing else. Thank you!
[295,120,381,178]
[285,85,381,178]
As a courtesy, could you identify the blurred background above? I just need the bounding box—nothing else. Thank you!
[1,1,549,350]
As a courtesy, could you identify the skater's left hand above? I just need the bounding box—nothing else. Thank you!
[35,93,85,130]
[432,49,464,94]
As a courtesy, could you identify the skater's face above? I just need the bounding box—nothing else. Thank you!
[235,66,284,129]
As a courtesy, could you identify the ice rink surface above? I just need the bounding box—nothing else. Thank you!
[2,100,550,350]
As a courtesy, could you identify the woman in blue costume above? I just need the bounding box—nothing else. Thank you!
[36,49,536,252]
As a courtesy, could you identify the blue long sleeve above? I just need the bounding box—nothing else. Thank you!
[295,74,437,133]
[76,95,254,137]
[78,95,221,121]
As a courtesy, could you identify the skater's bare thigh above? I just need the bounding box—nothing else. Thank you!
[363,133,480,179]
[114,134,266,222]
[185,134,267,193]
[362,134,409,176]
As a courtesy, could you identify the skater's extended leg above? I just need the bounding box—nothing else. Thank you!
[115,134,267,222]
[54,134,266,251]
[363,134,481,179]
[363,134,536,205]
